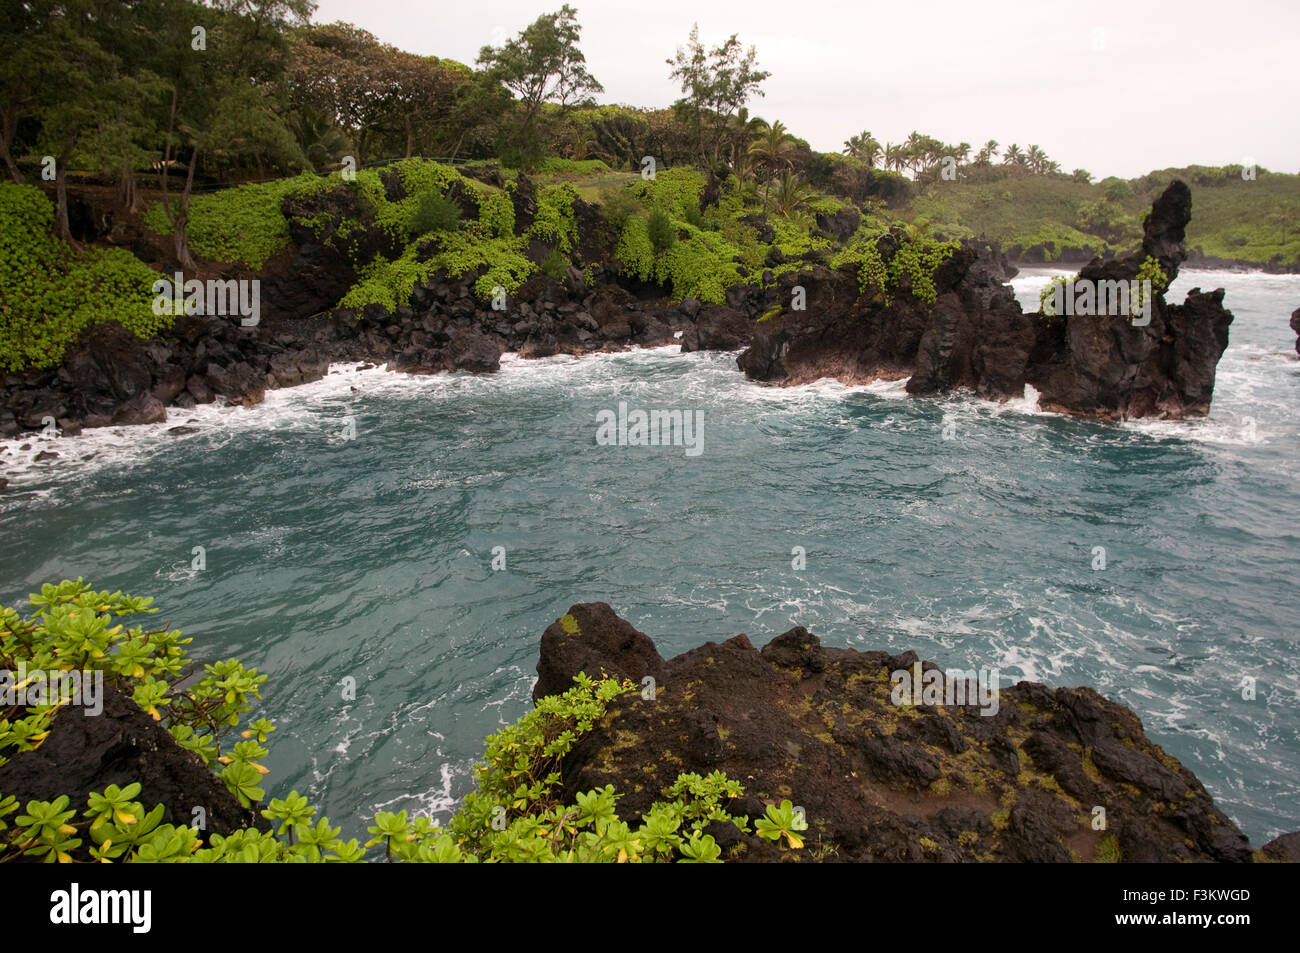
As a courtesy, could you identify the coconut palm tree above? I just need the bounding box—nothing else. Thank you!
[883,142,905,174]
[974,139,999,166]
[843,130,882,167]
[1026,144,1046,174]
[1003,143,1026,171]
[748,119,796,218]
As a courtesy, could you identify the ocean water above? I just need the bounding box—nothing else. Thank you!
[1,268,1297,846]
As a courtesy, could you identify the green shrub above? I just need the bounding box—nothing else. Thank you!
[529,184,579,253]
[540,246,569,279]
[408,191,461,237]
[1,582,795,864]
[0,184,167,371]
[647,207,677,253]
[143,172,325,268]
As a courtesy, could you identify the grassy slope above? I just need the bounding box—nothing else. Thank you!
[903,168,1300,267]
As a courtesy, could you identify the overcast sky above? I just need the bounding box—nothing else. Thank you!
[310,0,1297,180]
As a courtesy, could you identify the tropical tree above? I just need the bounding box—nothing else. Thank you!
[727,106,766,180]
[842,130,882,167]
[884,142,906,174]
[748,118,795,218]
[667,23,770,166]
[973,139,999,166]
[772,170,814,220]
[1002,143,1026,171]
[477,5,603,157]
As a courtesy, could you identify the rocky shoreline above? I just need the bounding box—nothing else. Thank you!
[740,182,1234,418]
[9,601,1297,862]
[536,603,1299,862]
[0,179,1238,449]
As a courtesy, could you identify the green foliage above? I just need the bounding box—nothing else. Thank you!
[477,189,516,239]
[1094,833,1122,863]
[1134,255,1169,314]
[442,673,752,862]
[408,191,461,237]
[144,173,325,268]
[428,231,536,299]
[633,167,705,218]
[597,183,643,231]
[530,183,579,252]
[615,214,655,282]
[1039,274,1071,317]
[2,579,810,863]
[831,225,957,304]
[337,246,438,314]
[0,578,272,852]
[755,798,809,850]
[540,246,569,279]
[0,184,166,371]
[647,207,678,253]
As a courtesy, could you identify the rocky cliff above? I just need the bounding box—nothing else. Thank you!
[739,182,1234,419]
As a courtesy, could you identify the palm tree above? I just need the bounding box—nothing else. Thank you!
[728,107,767,181]
[883,142,905,174]
[974,139,999,166]
[1026,144,1047,174]
[1003,143,1026,171]
[773,171,815,220]
[843,130,882,167]
[748,119,796,219]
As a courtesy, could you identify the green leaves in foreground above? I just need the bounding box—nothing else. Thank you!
[2,579,816,863]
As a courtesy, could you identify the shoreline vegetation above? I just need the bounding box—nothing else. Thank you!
[3,581,1297,863]
[1,3,1296,442]
[2,4,1296,866]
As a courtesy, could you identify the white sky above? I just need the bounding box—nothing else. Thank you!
[309,0,1298,180]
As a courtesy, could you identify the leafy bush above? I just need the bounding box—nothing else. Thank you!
[632,166,705,218]
[647,207,677,253]
[540,246,569,279]
[143,172,325,268]
[0,184,167,371]
[408,191,461,237]
[529,184,579,253]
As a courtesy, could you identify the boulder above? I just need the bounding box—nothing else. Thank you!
[536,604,1268,863]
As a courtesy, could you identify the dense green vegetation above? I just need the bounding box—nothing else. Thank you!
[0,183,163,370]
[0,581,808,862]
[1,2,1295,373]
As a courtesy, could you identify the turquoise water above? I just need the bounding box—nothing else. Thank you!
[2,268,1298,845]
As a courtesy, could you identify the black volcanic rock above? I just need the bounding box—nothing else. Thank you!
[0,684,264,849]
[738,182,1234,420]
[1028,181,1233,418]
[1291,307,1300,355]
[535,603,1280,863]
